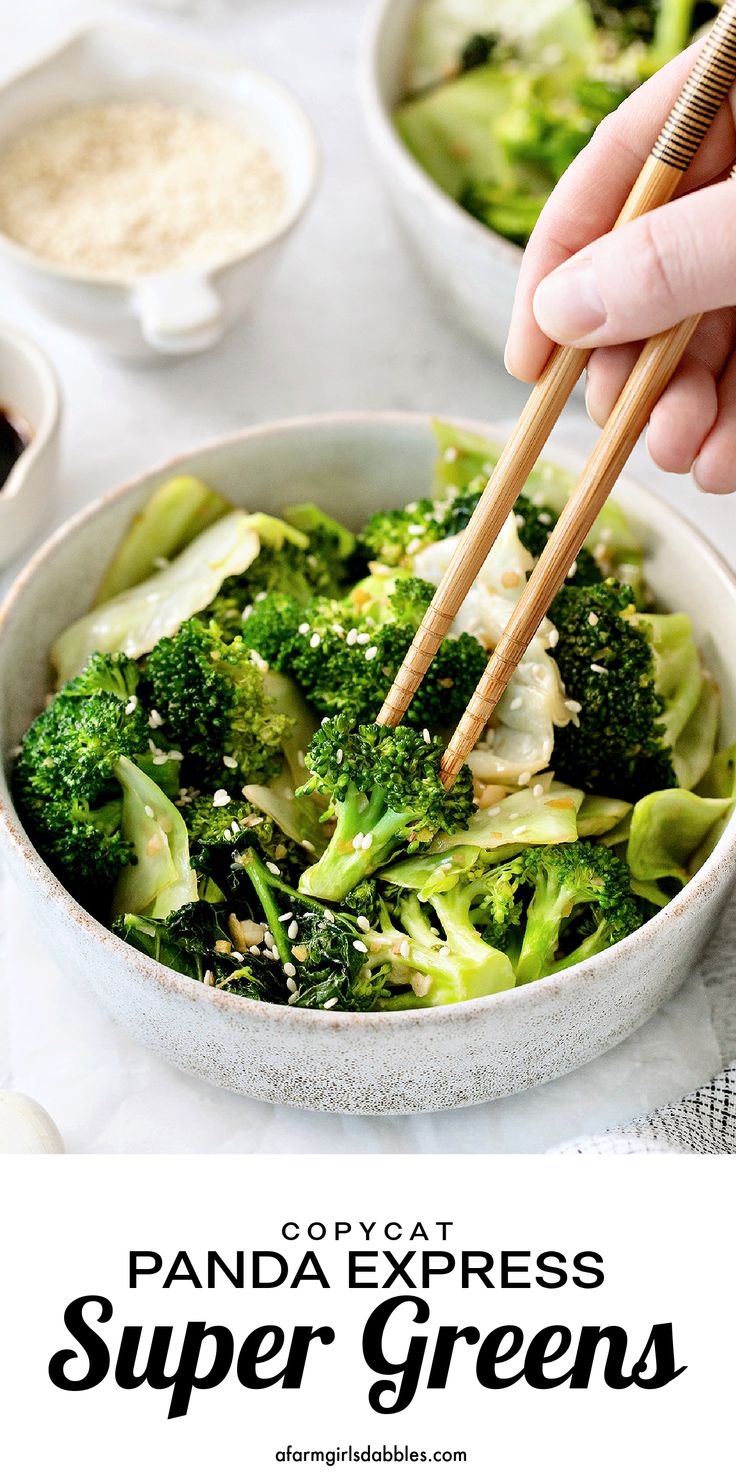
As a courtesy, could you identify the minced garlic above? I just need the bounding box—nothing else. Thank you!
[0,100,285,279]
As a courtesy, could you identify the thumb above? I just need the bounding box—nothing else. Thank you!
[532,178,736,348]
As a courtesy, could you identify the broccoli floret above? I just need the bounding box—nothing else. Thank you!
[550,580,705,800]
[507,841,644,985]
[243,586,488,730]
[298,716,474,903]
[144,618,291,791]
[240,594,303,667]
[13,655,152,910]
[205,505,355,638]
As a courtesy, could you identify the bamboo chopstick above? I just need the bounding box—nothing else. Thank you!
[376,0,736,732]
[440,156,736,786]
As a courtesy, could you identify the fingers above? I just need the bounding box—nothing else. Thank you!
[505,42,736,381]
[585,310,736,477]
[531,180,736,349]
[693,351,736,492]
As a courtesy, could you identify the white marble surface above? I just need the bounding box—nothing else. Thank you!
[0,0,732,1152]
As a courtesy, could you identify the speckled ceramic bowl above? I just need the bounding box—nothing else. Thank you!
[1,414,734,1114]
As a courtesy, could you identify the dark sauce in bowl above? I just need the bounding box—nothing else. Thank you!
[0,405,30,491]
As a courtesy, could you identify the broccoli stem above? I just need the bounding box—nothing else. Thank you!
[237,848,293,966]
[299,789,412,901]
[515,875,575,985]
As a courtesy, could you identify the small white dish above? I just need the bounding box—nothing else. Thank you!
[0,324,60,568]
[0,21,319,361]
[361,0,524,358]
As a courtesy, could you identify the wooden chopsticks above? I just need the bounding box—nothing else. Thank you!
[376,0,736,755]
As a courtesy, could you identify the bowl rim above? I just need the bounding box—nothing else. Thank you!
[0,18,320,289]
[0,321,60,508]
[359,0,524,270]
[1,408,735,1034]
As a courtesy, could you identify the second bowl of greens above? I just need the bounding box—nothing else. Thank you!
[363,0,716,355]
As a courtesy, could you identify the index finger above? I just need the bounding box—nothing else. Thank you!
[504,41,736,382]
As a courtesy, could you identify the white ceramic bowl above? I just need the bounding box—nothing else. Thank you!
[361,0,524,357]
[0,22,319,362]
[0,324,60,567]
[0,413,734,1115]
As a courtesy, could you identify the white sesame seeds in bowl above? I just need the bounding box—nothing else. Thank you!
[0,412,735,1114]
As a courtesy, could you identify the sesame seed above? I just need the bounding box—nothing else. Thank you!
[515,513,525,529]
[310,633,321,649]
[588,612,599,627]
[255,590,268,602]
[411,973,431,998]
[264,931,274,949]
[353,940,368,953]
[203,969,215,987]
[591,663,608,675]
[298,622,310,635]
[284,962,296,977]
[249,945,260,955]
[406,538,421,554]
[400,939,411,960]
[323,997,338,1010]
[336,748,344,764]
[565,699,582,713]
[324,910,335,923]
[124,695,138,715]
[422,728,431,744]
[288,992,300,1005]
[152,754,168,766]
[361,833,373,850]
[167,750,184,762]
[443,446,458,463]
[509,696,523,711]
[144,804,155,818]
[242,605,253,620]
[486,805,501,817]
[213,789,231,808]
[266,861,280,876]
[357,915,370,932]
[533,783,544,798]
[538,511,552,525]
[548,629,559,648]
[517,771,531,786]
[408,523,425,536]
[439,946,451,957]
[302,840,315,853]
[231,819,240,834]
[286,977,298,994]
[287,920,299,940]
[153,555,170,570]
[223,829,232,842]
[356,632,370,645]
[512,826,527,836]
[352,832,365,850]
[365,646,378,660]
[346,628,358,646]
[222,754,238,769]
[278,912,293,923]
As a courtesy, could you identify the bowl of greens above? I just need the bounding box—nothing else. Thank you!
[0,412,734,1114]
[362,0,715,355]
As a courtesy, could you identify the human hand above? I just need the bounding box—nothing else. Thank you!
[505,42,736,493]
